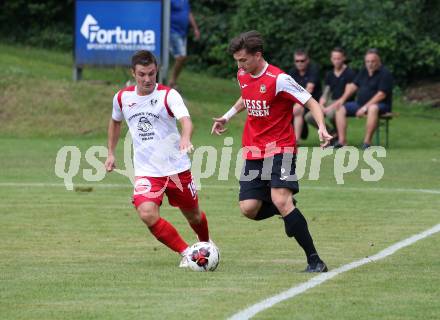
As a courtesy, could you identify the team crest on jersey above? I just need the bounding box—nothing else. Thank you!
[150,99,157,106]
[137,116,153,132]
[260,84,266,93]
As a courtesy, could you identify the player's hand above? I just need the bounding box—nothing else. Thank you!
[180,138,194,154]
[105,155,116,172]
[318,126,333,148]
[211,117,228,135]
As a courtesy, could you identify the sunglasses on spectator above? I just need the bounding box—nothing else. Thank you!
[295,59,306,63]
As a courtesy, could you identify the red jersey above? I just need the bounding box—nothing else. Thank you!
[238,63,312,160]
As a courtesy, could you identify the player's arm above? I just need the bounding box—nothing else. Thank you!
[178,116,194,153]
[211,97,245,135]
[167,89,194,153]
[276,73,332,147]
[304,98,333,147]
[105,94,124,172]
[105,118,121,172]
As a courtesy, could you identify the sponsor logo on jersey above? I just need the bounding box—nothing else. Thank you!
[244,99,270,117]
[260,84,267,93]
[137,116,153,132]
[128,102,137,108]
[240,83,248,89]
[80,14,156,51]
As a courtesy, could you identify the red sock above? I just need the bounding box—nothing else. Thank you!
[189,211,210,242]
[148,218,188,254]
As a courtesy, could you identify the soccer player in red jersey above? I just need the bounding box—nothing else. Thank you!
[211,31,332,272]
[105,50,210,268]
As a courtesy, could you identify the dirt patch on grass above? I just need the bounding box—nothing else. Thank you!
[405,81,440,108]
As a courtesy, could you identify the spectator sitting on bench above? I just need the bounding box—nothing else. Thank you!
[333,48,394,149]
[305,47,356,143]
[288,49,322,143]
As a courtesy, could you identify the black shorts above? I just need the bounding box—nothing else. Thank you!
[239,153,299,202]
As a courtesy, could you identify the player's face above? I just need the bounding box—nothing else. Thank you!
[365,53,381,73]
[294,54,309,71]
[132,63,157,95]
[233,49,262,74]
[330,51,345,69]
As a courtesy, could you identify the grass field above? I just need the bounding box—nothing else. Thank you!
[0,44,439,319]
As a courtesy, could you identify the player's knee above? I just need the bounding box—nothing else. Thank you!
[239,202,259,219]
[137,205,159,226]
[271,196,293,214]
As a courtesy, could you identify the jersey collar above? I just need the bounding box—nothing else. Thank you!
[250,62,269,78]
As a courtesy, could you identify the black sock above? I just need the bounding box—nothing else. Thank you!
[254,202,280,220]
[283,208,320,264]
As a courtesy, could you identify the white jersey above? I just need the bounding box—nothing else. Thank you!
[112,84,191,177]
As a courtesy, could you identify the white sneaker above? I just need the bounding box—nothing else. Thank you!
[179,247,191,268]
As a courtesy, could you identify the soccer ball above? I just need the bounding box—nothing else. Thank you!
[186,241,220,272]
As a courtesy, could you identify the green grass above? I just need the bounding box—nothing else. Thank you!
[0,43,439,319]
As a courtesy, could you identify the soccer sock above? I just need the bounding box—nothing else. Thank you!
[189,211,210,242]
[148,218,189,254]
[283,208,320,264]
[254,201,281,220]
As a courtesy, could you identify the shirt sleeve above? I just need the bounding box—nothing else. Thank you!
[346,68,355,83]
[276,73,312,105]
[353,69,363,87]
[308,66,320,85]
[167,89,190,119]
[378,69,393,95]
[112,92,124,121]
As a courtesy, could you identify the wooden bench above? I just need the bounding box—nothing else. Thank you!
[375,112,398,148]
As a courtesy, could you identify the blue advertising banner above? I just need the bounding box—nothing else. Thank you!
[75,0,162,66]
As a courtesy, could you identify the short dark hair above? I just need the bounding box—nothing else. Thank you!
[294,48,309,58]
[229,30,264,55]
[131,50,157,69]
[366,48,380,56]
[332,47,346,55]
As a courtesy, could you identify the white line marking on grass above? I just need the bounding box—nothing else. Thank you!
[228,223,440,320]
[1,182,439,194]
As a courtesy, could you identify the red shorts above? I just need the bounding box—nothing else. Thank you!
[132,170,198,210]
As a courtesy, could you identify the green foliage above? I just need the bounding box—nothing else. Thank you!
[0,0,439,82]
[191,0,440,82]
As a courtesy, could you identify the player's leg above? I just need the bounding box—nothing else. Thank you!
[136,201,188,254]
[270,153,327,272]
[167,171,210,242]
[293,104,305,142]
[133,176,188,254]
[239,158,280,221]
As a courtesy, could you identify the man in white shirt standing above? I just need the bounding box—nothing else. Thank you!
[105,50,210,267]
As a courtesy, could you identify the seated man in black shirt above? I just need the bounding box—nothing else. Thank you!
[305,47,355,138]
[333,48,393,149]
[289,49,322,142]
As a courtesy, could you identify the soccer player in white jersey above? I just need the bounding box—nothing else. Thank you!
[105,50,210,267]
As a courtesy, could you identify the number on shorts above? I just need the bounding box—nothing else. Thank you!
[188,180,197,199]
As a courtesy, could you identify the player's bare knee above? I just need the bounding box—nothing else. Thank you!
[239,201,259,219]
[137,204,159,226]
